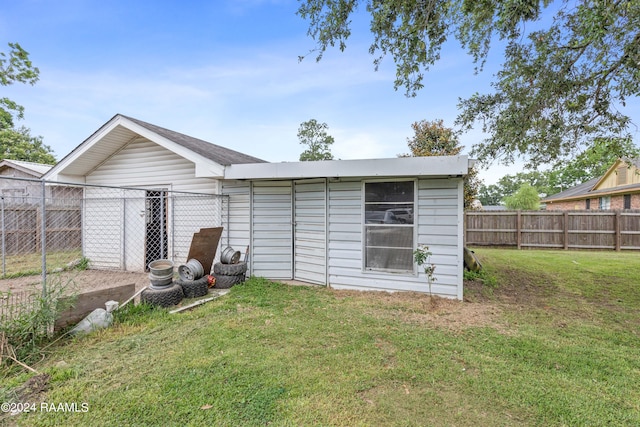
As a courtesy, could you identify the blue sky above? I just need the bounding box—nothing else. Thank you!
[1,0,636,185]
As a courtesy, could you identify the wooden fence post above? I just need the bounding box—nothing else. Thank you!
[615,210,621,251]
[516,210,522,249]
[563,211,569,250]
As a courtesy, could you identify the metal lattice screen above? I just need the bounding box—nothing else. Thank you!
[0,176,228,281]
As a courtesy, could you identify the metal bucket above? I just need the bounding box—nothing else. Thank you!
[178,258,204,281]
[220,246,241,264]
[148,259,174,276]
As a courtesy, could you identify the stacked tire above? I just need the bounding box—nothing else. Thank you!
[141,283,184,307]
[141,260,184,308]
[212,261,247,289]
[176,276,209,298]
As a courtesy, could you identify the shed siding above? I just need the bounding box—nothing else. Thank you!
[251,181,292,279]
[222,180,251,263]
[327,177,462,298]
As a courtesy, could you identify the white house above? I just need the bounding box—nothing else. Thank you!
[44,114,473,299]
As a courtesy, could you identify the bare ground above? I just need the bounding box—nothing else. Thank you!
[0,270,149,296]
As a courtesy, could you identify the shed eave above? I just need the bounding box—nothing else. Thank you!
[224,156,470,180]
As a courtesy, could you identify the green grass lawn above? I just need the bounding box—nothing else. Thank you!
[2,248,639,426]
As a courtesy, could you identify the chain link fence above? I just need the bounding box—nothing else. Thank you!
[0,176,228,292]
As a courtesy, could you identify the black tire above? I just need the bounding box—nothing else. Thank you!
[175,276,209,299]
[141,283,184,308]
[213,261,247,276]
[212,273,245,289]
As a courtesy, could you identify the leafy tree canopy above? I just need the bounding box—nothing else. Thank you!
[0,42,54,164]
[298,1,640,166]
[0,126,56,164]
[403,119,479,209]
[298,119,335,161]
[503,183,540,210]
[1,42,39,121]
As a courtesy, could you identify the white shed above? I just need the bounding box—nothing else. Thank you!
[44,115,472,299]
[222,157,472,299]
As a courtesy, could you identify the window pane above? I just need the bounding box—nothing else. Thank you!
[365,204,413,224]
[365,247,414,271]
[365,182,413,203]
[366,226,413,248]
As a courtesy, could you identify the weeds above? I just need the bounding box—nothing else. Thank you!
[0,275,76,372]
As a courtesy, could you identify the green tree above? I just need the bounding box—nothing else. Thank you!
[298,119,335,161]
[1,42,39,121]
[403,119,479,209]
[298,1,640,166]
[0,42,55,164]
[503,183,540,210]
[0,126,56,164]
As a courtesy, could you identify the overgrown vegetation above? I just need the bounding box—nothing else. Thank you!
[0,275,75,371]
[2,249,639,426]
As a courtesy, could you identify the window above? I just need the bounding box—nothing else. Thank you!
[585,199,591,210]
[363,181,415,272]
[599,196,611,210]
[624,194,631,210]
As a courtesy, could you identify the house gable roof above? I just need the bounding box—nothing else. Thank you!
[44,114,266,181]
[0,159,53,177]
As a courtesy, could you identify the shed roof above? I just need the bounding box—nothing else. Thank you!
[223,156,472,180]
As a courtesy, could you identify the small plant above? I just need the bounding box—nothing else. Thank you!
[413,244,436,296]
[75,257,90,271]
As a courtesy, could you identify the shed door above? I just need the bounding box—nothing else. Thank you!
[294,179,326,284]
[251,181,292,279]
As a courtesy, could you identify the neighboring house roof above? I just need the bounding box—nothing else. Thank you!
[543,158,640,204]
[45,114,266,181]
[481,205,507,211]
[542,177,600,202]
[0,159,53,177]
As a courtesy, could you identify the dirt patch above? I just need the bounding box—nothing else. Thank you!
[330,289,506,332]
[0,270,149,296]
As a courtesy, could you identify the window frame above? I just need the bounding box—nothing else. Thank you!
[362,179,417,274]
[599,196,611,210]
[624,194,631,210]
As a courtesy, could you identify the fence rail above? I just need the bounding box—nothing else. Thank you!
[465,210,640,250]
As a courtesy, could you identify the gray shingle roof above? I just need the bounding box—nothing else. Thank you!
[542,177,600,202]
[122,115,266,166]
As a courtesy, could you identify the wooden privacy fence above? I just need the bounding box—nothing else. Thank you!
[465,210,640,250]
[0,206,81,255]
